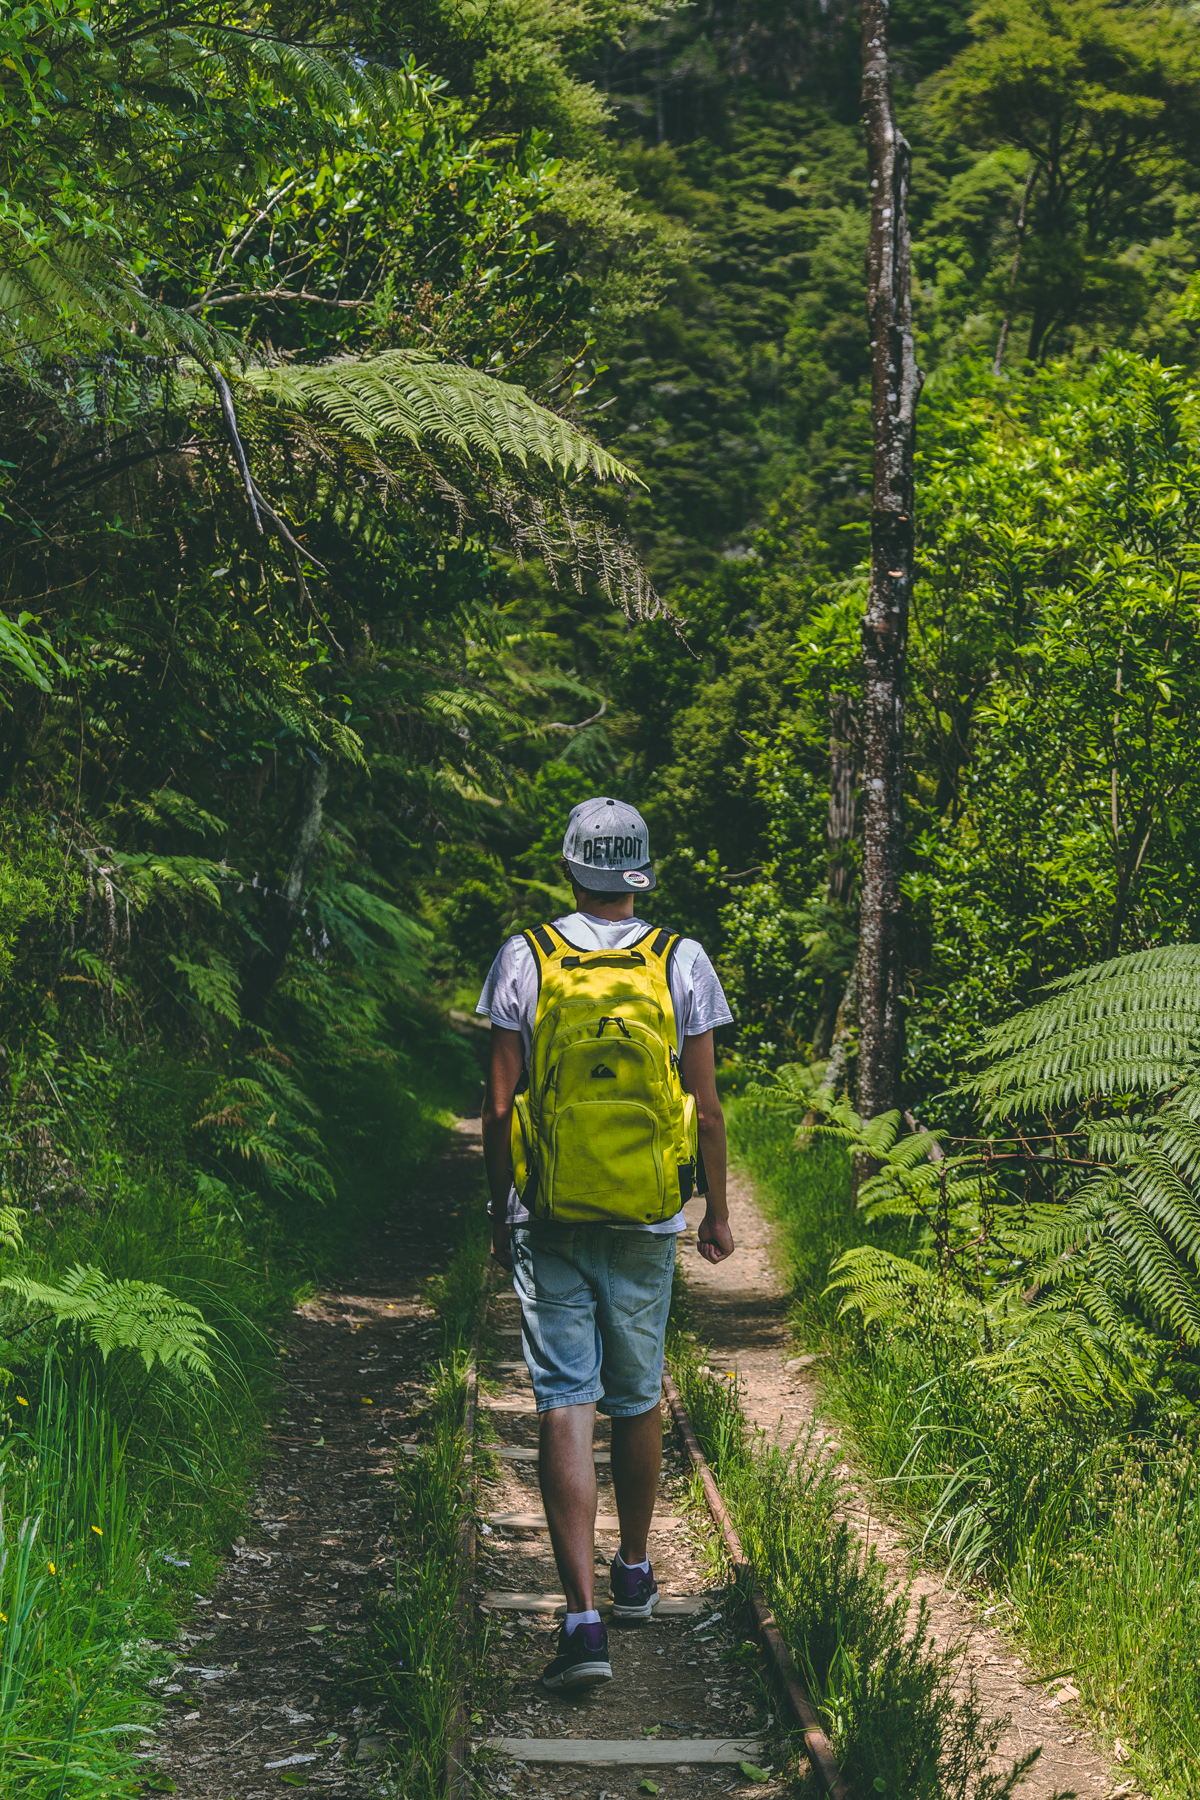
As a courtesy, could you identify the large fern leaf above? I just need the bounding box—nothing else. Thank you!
[0,1266,216,1378]
[970,943,1200,1119]
[236,353,641,487]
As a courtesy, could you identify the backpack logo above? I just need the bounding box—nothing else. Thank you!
[591,1063,618,1079]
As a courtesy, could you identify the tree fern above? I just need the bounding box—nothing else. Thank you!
[805,945,1200,1404]
[0,15,430,363]
[237,352,640,486]
[969,943,1200,1119]
[0,1266,216,1378]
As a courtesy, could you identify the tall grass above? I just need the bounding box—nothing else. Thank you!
[0,1350,184,1795]
[353,1214,492,1798]
[670,1337,1037,1799]
[729,1103,1200,1798]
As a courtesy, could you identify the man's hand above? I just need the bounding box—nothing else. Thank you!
[482,1025,524,1265]
[697,1209,735,1264]
[491,1215,513,1271]
[680,1032,733,1266]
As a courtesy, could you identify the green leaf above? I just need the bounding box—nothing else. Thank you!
[0,1265,215,1377]
[237,352,642,488]
[637,1783,658,1795]
[280,1776,308,1789]
[740,1764,771,1783]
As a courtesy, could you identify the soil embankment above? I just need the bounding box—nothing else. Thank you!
[683,1172,1129,1800]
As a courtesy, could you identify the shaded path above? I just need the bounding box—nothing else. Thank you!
[143,1120,485,1797]
[681,1174,1130,1800]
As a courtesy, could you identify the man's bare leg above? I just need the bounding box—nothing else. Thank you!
[538,1402,598,1613]
[611,1403,662,1565]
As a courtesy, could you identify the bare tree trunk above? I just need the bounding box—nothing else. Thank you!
[856,0,921,1121]
[826,695,856,905]
[813,697,857,1058]
[824,971,857,1098]
[240,757,328,1024]
[993,161,1035,377]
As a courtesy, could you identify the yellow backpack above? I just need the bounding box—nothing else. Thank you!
[510,923,699,1226]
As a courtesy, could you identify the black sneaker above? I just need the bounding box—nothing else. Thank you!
[540,1620,613,1690]
[609,1553,659,1621]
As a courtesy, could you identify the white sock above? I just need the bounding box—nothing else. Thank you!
[564,1608,601,1635]
[616,1549,650,1574]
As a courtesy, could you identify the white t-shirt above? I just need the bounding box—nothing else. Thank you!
[476,912,733,1232]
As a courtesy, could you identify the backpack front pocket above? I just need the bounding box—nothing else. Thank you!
[548,1101,667,1224]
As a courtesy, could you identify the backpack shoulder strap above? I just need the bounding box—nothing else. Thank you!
[522,924,564,1007]
[640,925,682,1041]
[525,923,556,961]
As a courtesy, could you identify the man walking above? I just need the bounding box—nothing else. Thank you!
[477,796,735,1691]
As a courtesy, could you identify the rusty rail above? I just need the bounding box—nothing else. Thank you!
[661,1366,850,1799]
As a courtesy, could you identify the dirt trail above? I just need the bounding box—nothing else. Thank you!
[142,1120,486,1798]
[474,1259,781,1800]
[682,1173,1134,1800]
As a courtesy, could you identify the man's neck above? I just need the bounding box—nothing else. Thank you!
[572,895,637,923]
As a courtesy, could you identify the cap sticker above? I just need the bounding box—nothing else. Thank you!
[623,870,651,888]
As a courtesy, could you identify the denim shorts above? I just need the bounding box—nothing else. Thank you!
[511,1224,676,1417]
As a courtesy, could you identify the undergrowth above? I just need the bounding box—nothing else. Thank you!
[668,1330,1039,1799]
[728,1102,1200,1797]
[354,1212,492,1798]
[0,1036,474,1795]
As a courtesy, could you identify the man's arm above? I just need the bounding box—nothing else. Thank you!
[481,1024,524,1270]
[679,1029,735,1264]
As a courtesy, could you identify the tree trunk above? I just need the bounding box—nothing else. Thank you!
[993,161,1035,377]
[813,697,857,1058]
[826,695,856,905]
[824,971,857,1099]
[856,0,920,1121]
[240,757,328,1024]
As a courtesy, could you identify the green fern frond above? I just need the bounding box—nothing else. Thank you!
[824,1245,943,1326]
[0,1266,216,1377]
[236,353,641,487]
[971,944,1200,1119]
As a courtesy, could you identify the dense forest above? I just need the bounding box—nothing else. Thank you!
[2,0,1200,1790]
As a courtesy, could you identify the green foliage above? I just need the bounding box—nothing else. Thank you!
[239,350,640,487]
[0,1265,216,1377]
[931,0,1200,359]
[728,1101,1200,1794]
[972,941,1200,1117]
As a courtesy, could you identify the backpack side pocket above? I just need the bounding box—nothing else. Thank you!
[511,1091,538,1211]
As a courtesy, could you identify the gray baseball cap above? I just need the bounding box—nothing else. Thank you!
[562,796,656,893]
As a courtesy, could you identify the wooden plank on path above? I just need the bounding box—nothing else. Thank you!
[486,1512,681,1532]
[483,1738,763,1765]
[497,1447,611,1464]
[479,1591,706,1617]
[491,1361,531,1374]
